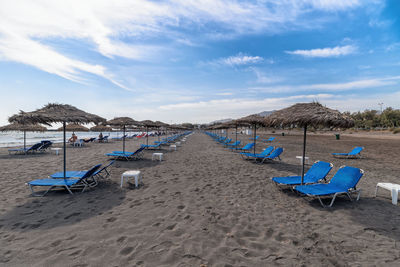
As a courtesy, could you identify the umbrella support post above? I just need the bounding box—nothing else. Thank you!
[146,126,149,146]
[235,125,238,150]
[123,125,126,153]
[24,130,26,150]
[301,125,307,185]
[63,122,66,178]
[253,124,256,155]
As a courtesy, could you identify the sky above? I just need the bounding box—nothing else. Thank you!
[0,0,400,124]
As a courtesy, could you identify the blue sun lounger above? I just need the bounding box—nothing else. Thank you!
[8,142,43,155]
[332,147,363,158]
[240,146,274,160]
[229,142,254,152]
[249,135,259,141]
[225,141,240,148]
[27,164,102,196]
[294,166,364,207]
[50,160,115,180]
[258,147,283,163]
[272,161,333,186]
[106,146,145,160]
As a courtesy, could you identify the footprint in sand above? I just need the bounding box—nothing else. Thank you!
[120,246,134,255]
[177,205,185,210]
[116,236,127,243]
[64,212,81,220]
[107,217,117,222]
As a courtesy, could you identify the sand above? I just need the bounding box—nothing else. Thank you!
[1,132,400,266]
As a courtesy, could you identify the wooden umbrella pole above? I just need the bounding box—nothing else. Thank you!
[301,125,307,185]
[63,121,66,179]
[23,130,26,150]
[123,125,126,153]
[146,126,149,146]
[235,124,238,150]
[253,124,256,155]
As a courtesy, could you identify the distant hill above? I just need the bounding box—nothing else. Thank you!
[208,111,274,125]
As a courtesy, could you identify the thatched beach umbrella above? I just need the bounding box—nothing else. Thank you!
[9,103,105,178]
[236,114,266,155]
[0,123,47,150]
[140,120,158,146]
[107,117,140,153]
[221,121,239,148]
[154,121,169,142]
[57,123,89,132]
[264,102,354,185]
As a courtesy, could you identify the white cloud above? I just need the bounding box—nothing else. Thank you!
[203,53,264,67]
[286,45,357,58]
[0,0,371,87]
[251,76,400,93]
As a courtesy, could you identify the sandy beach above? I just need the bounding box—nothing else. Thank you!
[1,132,400,266]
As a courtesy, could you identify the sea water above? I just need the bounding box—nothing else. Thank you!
[0,131,147,148]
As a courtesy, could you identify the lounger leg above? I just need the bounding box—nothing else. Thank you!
[64,186,74,195]
[375,185,379,197]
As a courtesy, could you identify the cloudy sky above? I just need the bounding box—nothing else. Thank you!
[0,0,399,124]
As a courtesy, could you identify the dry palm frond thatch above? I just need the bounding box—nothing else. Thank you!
[235,114,266,127]
[0,123,47,132]
[107,117,139,127]
[57,123,89,132]
[9,103,106,125]
[264,102,354,128]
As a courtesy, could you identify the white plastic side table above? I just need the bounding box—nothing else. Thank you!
[296,156,309,165]
[152,152,163,161]
[169,145,177,151]
[51,147,62,155]
[375,183,400,205]
[121,170,142,188]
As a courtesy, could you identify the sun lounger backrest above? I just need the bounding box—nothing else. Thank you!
[30,142,44,151]
[242,143,255,150]
[260,146,274,156]
[80,164,102,179]
[305,161,333,180]
[268,147,283,159]
[329,166,364,189]
[348,147,363,155]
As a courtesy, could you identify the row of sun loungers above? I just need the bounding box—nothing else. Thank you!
[272,161,364,207]
[8,140,53,155]
[27,161,115,196]
[206,132,365,207]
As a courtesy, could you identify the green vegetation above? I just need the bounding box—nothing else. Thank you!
[344,107,400,130]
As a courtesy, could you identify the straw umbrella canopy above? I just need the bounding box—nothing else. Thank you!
[107,117,140,153]
[235,114,266,154]
[0,123,47,150]
[153,121,169,141]
[140,120,158,145]
[264,102,354,185]
[220,120,239,148]
[57,123,89,132]
[9,103,106,178]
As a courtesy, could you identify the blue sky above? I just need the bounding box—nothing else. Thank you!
[0,0,400,124]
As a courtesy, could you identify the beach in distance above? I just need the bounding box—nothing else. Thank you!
[1,131,400,266]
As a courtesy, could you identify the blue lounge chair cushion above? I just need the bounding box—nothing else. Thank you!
[241,146,274,158]
[332,147,363,157]
[272,161,332,185]
[28,178,80,186]
[294,166,364,196]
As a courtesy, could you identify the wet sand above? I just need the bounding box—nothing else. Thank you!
[1,132,400,266]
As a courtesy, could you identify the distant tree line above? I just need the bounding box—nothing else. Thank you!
[344,107,400,129]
